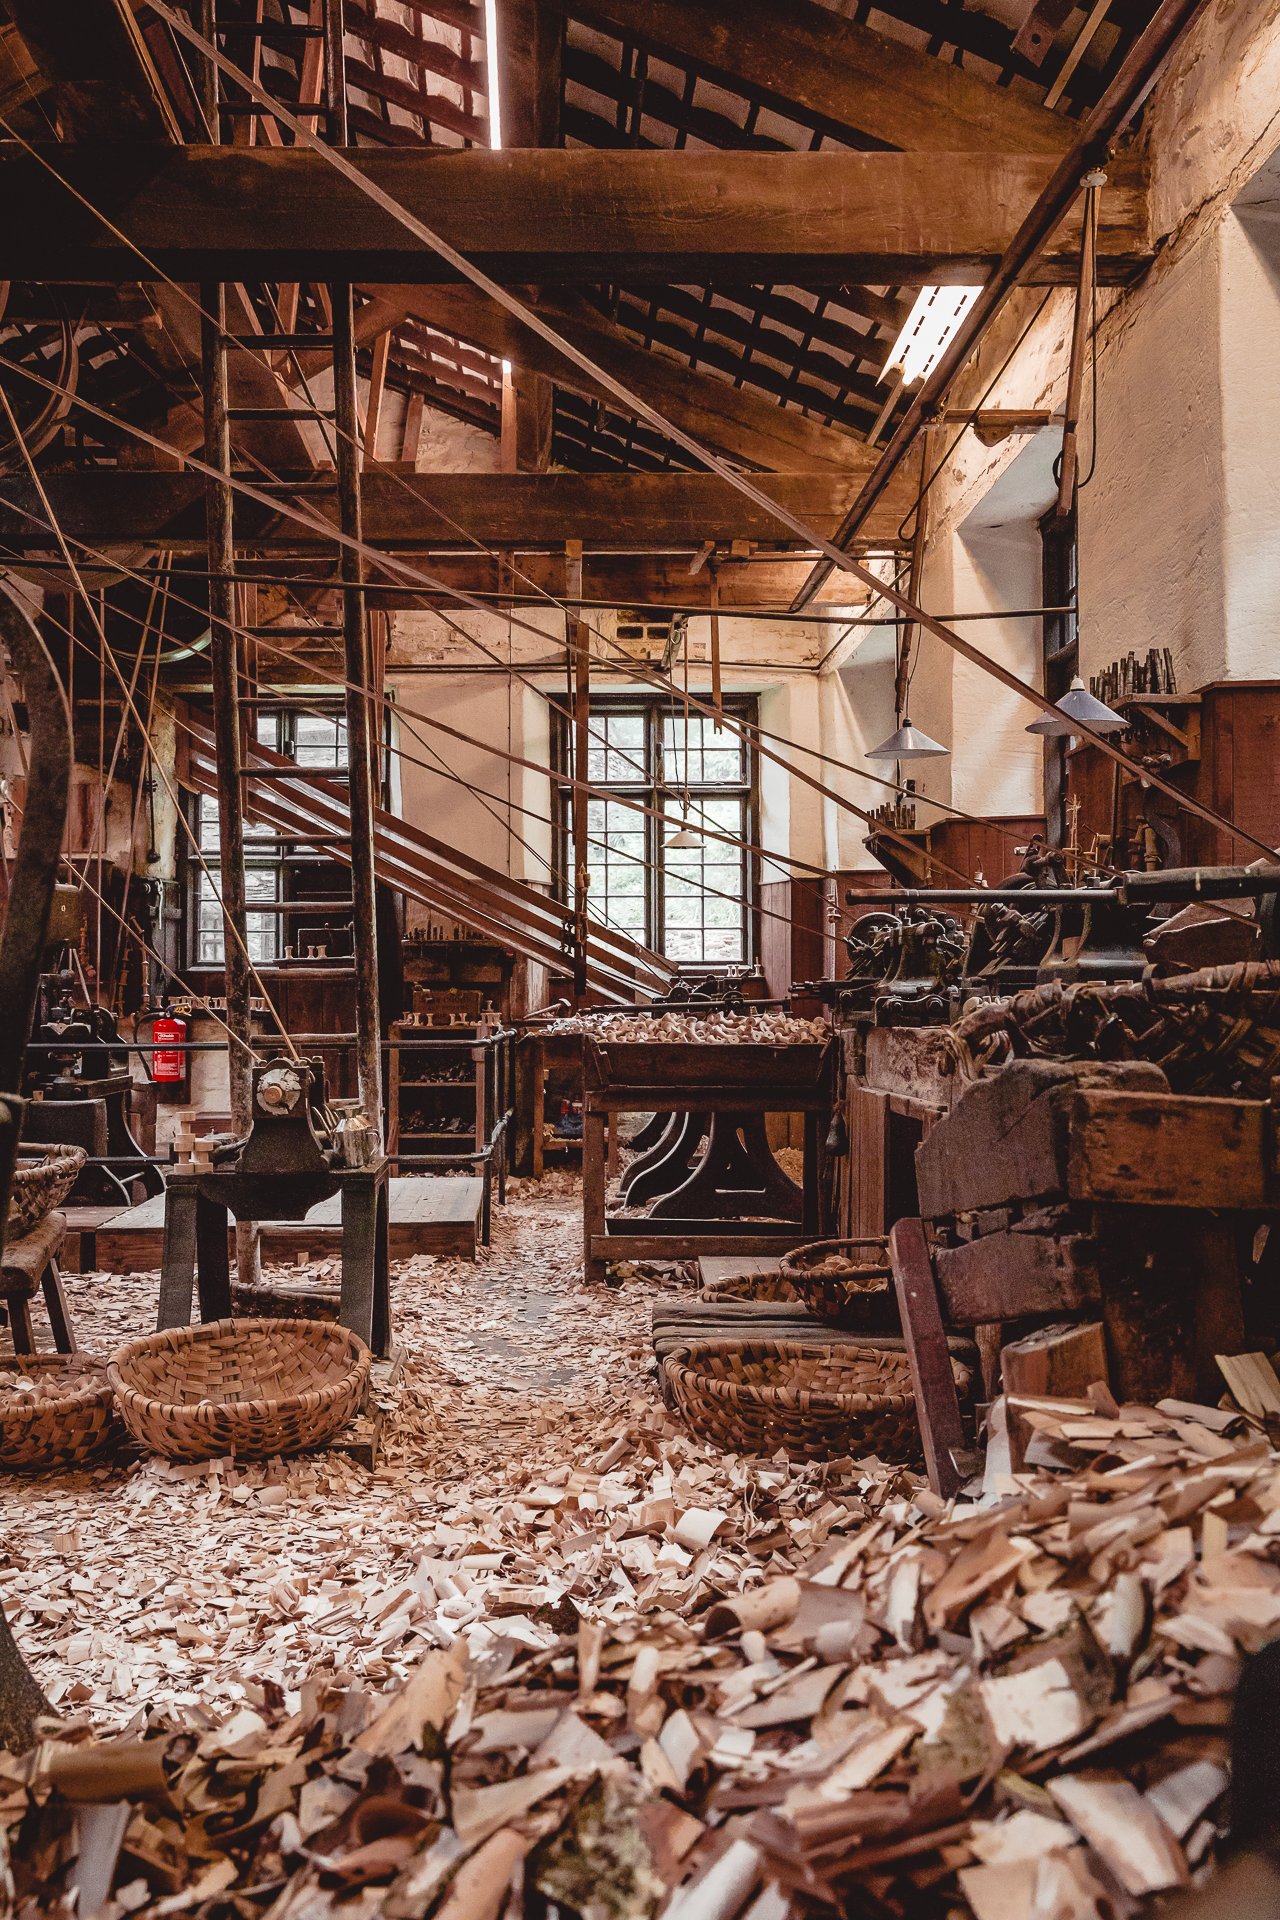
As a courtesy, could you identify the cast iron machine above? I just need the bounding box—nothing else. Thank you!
[22,977,162,1205]
[843,864,1280,1008]
[156,1053,390,1355]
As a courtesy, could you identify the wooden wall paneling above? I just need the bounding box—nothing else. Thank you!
[758,878,790,1000]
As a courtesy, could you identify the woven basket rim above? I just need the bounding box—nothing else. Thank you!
[780,1237,891,1276]
[0,1355,113,1425]
[665,1338,968,1413]
[107,1315,369,1420]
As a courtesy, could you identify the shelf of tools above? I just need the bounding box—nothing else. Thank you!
[385,1018,514,1245]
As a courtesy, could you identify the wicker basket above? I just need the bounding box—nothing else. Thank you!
[663,1338,968,1462]
[0,1355,121,1470]
[697,1269,802,1304]
[7,1146,86,1241]
[108,1318,370,1462]
[779,1238,898,1332]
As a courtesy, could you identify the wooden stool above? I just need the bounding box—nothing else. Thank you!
[1,1211,77,1354]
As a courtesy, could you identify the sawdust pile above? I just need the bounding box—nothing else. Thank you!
[0,1175,1274,1917]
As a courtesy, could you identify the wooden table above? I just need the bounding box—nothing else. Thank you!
[90,1174,485,1271]
[582,1037,833,1285]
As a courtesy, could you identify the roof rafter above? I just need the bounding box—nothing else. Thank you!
[550,0,1073,154]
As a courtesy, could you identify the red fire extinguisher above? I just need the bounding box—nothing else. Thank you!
[152,1012,187,1085]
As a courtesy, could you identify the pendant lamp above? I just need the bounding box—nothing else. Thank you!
[866,716,950,761]
[1025,676,1126,736]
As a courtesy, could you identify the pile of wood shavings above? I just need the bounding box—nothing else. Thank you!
[543,1009,828,1044]
[1,1174,1276,1916]
[3,1378,1276,1917]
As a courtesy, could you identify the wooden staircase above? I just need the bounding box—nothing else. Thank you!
[183,717,677,1006]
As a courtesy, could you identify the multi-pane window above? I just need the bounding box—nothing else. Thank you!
[189,705,348,967]
[558,698,756,966]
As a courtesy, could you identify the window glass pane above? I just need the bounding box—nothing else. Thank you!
[574,710,647,784]
[294,713,347,768]
[662,712,745,789]
[660,795,747,966]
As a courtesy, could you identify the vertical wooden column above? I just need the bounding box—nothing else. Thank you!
[332,282,383,1137]
[199,0,257,1284]
[566,538,589,1000]
[324,0,382,1136]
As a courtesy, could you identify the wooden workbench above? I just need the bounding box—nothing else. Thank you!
[582,1036,833,1285]
[85,1174,485,1271]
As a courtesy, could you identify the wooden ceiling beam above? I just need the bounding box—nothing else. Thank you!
[550,0,1072,154]
[370,283,876,471]
[365,551,881,608]
[0,467,916,554]
[0,145,1150,284]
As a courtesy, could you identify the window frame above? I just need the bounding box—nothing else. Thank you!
[552,693,760,968]
[182,698,352,971]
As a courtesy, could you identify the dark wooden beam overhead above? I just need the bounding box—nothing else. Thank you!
[357,551,884,608]
[0,0,181,140]
[0,145,1151,285]
[553,0,1072,154]
[372,284,876,471]
[0,468,916,554]
[496,0,563,147]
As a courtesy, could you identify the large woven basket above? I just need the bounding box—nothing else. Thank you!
[108,1318,369,1462]
[7,1146,86,1241]
[779,1238,898,1332]
[0,1355,121,1470]
[664,1339,968,1463]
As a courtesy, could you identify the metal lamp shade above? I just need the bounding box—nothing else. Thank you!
[1026,677,1127,736]
[866,717,950,761]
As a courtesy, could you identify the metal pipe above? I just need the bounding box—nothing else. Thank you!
[844,865,1280,907]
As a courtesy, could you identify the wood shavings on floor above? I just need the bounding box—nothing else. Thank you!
[0,1175,1271,1917]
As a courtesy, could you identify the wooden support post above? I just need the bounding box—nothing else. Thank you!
[1054,182,1097,522]
[583,1105,607,1284]
[199,83,258,1290]
[566,537,589,1000]
[708,563,723,721]
[333,280,384,1136]
[894,429,934,720]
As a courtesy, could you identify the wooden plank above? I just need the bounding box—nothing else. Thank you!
[889,1216,966,1499]
[92,1176,483,1270]
[915,1060,1168,1219]
[0,468,917,555]
[552,0,1071,154]
[934,1221,1101,1321]
[1068,1092,1277,1209]
[379,284,882,473]
[0,146,1151,285]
